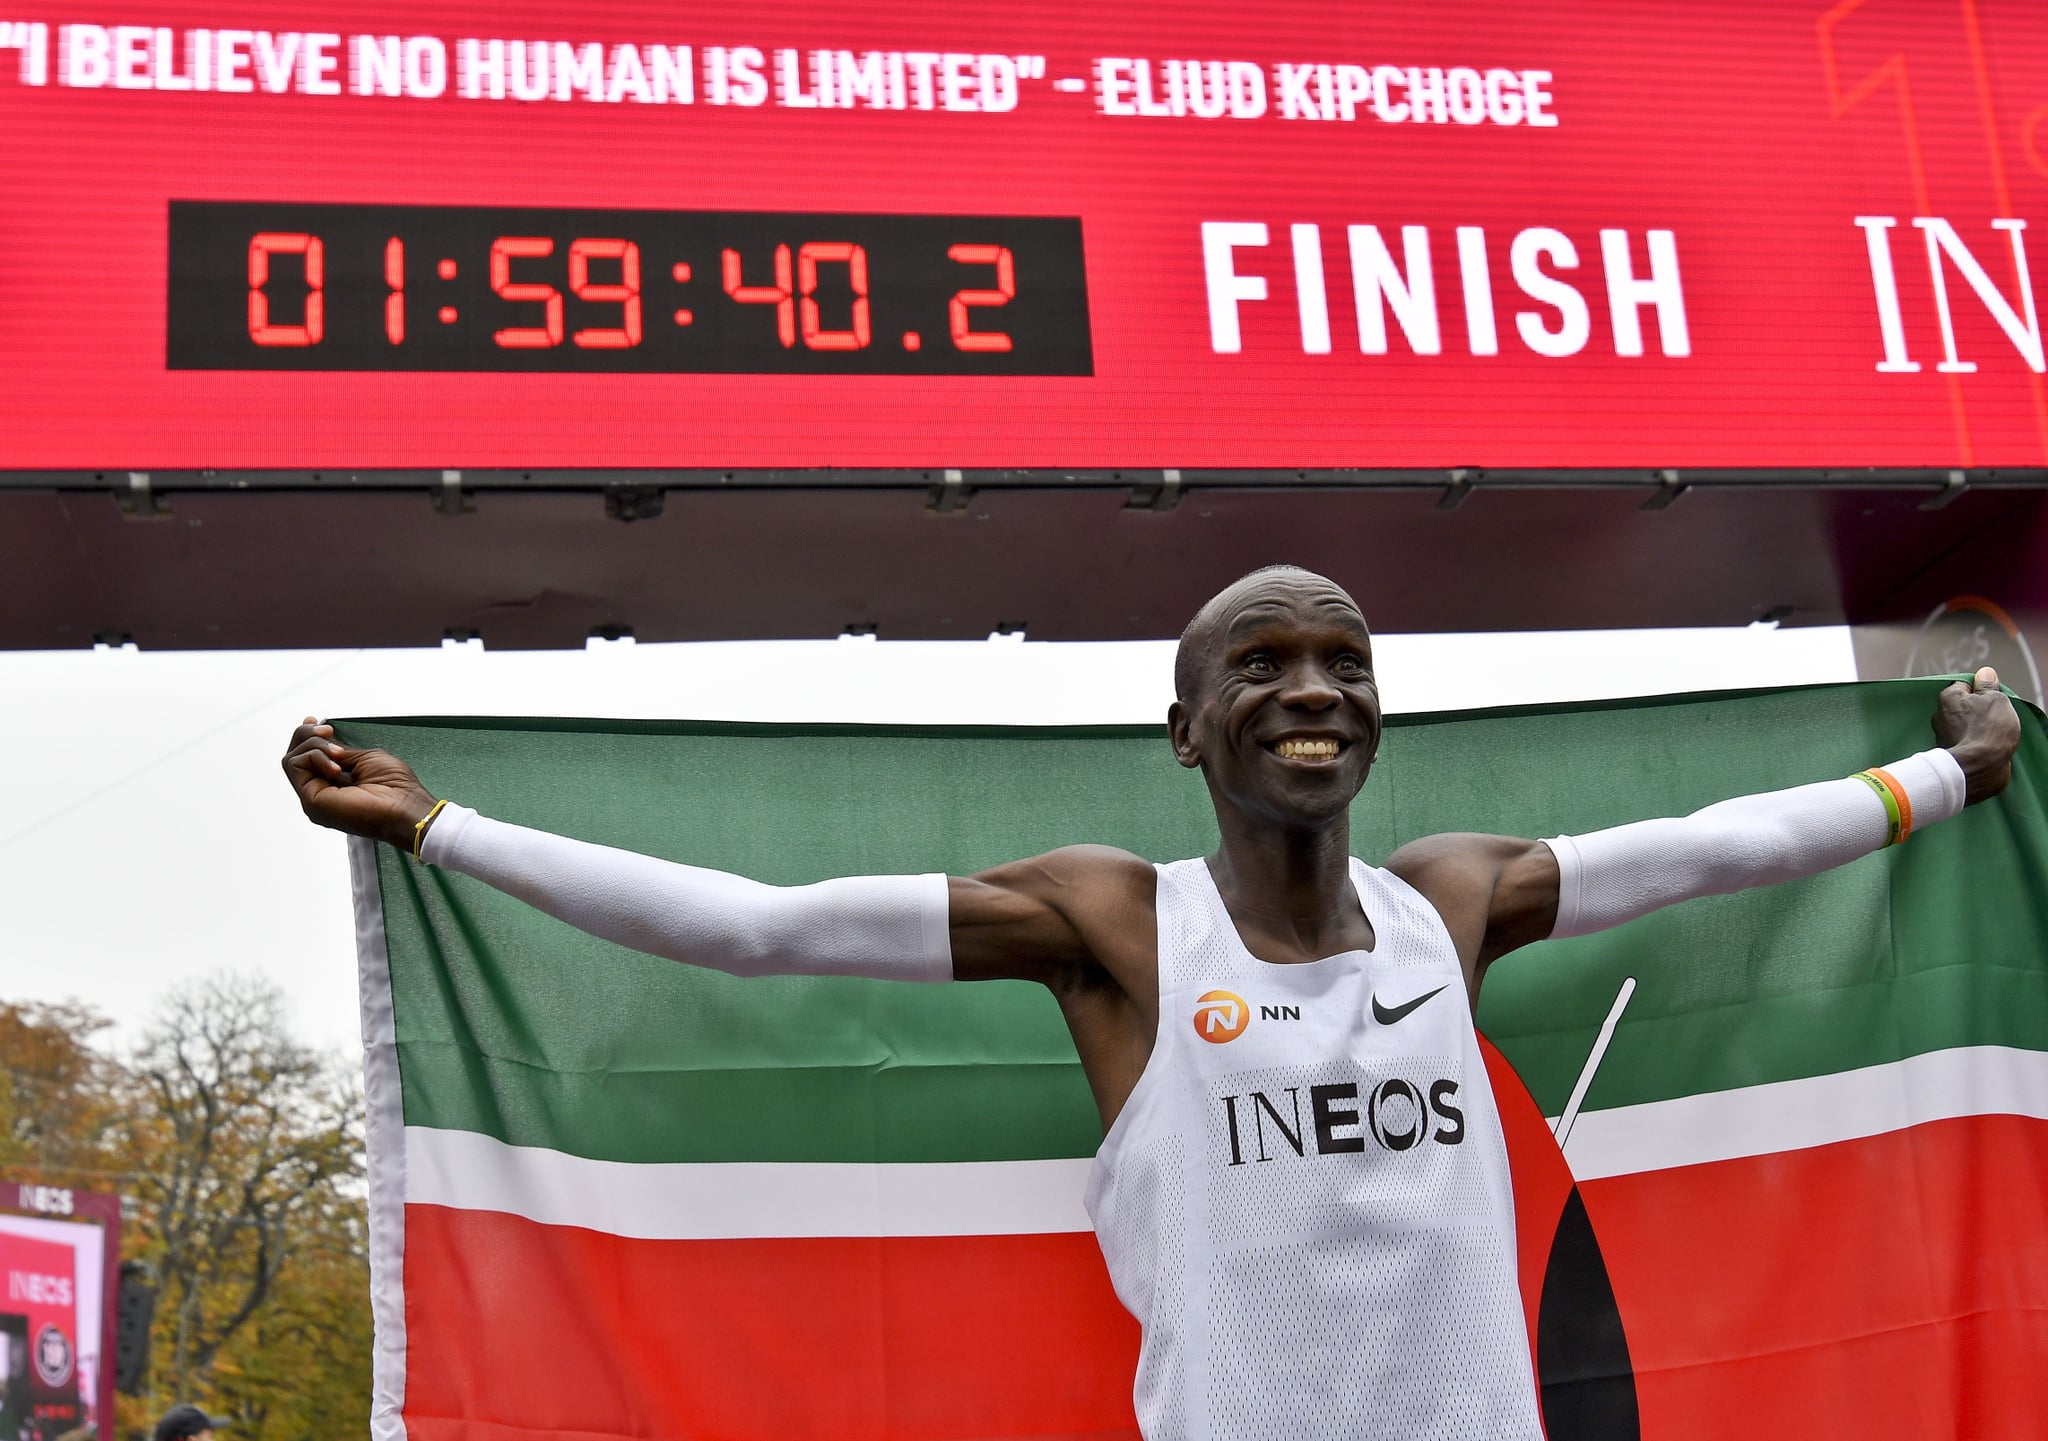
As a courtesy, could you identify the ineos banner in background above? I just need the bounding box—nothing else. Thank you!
[0,1209,104,1441]
[1,0,2046,469]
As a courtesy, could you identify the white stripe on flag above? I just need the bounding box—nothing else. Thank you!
[404,1126,1097,1239]
[1556,1043,2048,1181]
[349,838,410,1441]
[405,1045,2048,1240]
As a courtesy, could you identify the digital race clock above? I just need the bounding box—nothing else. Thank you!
[166,201,1092,374]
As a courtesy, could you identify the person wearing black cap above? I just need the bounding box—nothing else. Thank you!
[152,1404,229,1441]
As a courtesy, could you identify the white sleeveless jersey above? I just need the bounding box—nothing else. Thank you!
[1085,857,1542,1441]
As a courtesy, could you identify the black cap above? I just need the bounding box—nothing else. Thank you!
[153,1405,230,1441]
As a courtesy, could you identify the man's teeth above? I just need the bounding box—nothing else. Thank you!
[1276,739,1341,760]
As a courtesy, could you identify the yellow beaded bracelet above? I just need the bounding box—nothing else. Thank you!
[412,798,451,861]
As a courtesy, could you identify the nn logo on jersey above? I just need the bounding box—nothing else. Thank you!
[1221,1078,1465,1165]
[1193,990,1251,1043]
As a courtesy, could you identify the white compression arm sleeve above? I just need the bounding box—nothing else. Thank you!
[419,804,953,981]
[1544,748,1967,939]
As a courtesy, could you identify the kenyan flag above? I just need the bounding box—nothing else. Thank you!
[339,682,2048,1441]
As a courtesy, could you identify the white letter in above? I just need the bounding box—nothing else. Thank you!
[60,24,111,87]
[1854,216,1920,372]
[215,30,253,93]
[977,54,1016,112]
[1347,224,1440,354]
[253,32,301,94]
[354,35,400,96]
[1512,228,1590,357]
[1275,62,1317,120]
[1203,222,1270,353]
[1096,58,1136,116]
[405,37,445,98]
[1600,228,1690,357]
[1456,226,1498,355]
[556,41,604,102]
[458,38,505,100]
[1226,61,1266,118]
[647,46,689,104]
[1913,217,2045,373]
[1291,223,1332,354]
[112,26,150,89]
[303,33,341,95]
[727,47,766,106]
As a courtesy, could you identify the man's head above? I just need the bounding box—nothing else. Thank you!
[153,1404,229,1441]
[1169,566,1381,829]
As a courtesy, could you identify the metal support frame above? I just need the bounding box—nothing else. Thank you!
[431,468,472,516]
[1436,468,1478,511]
[1920,470,1970,511]
[1640,469,1689,512]
[928,468,969,512]
[1126,469,1184,510]
[11,464,2043,505]
[115,471,166,519]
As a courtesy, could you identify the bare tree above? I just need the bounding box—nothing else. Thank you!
[122,975,363,1402]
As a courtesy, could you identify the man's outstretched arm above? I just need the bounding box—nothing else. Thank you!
[1388,669,2025,991]
[282,719,1138,986]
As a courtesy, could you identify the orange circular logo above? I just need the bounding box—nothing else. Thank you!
[1193,990,1250,1044]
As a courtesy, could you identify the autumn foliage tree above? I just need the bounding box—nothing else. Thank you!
[0,999,125,1189]
[2,979,370,1441]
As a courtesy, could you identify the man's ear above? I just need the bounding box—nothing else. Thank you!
[1167,700,1202,770]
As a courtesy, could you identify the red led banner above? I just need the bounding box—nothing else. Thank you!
[2,0,2046,470]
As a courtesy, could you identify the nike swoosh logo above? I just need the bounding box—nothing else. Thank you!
[1372,985,1448,1026]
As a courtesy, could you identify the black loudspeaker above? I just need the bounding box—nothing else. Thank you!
[112,1264,155,1397]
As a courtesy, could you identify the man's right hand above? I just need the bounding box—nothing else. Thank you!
[282,718,439,849]
[1934,667,2023,806]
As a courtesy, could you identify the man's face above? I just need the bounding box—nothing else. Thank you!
[1170,574,1382,828]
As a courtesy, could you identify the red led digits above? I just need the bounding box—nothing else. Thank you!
[798,242,871,351]
[568,239,642,349]
[176,206,1082,373]
[490,237,564,348]
[947,244,1015,353]
[722,244,795,347]
[384,238,405,345]
[247,232,324,346]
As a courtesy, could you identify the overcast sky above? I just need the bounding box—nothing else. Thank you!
[0,625,1856,1061]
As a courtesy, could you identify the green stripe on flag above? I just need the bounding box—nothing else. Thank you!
[341,680,2048,1165]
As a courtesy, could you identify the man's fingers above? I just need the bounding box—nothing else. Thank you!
[1975,666,2000,691]
[285,748,344,782]
[285,735,352,778]
[299,736,369,765]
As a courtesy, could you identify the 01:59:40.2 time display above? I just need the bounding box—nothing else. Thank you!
[165,201,1095,376]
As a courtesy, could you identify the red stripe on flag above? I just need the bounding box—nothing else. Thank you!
[1481,1036,1575,1366]
[401,1204,1141,1441]
[1580,1112,2048,1440]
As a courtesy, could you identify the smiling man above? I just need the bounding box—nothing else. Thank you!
[284,565,2020,1441]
